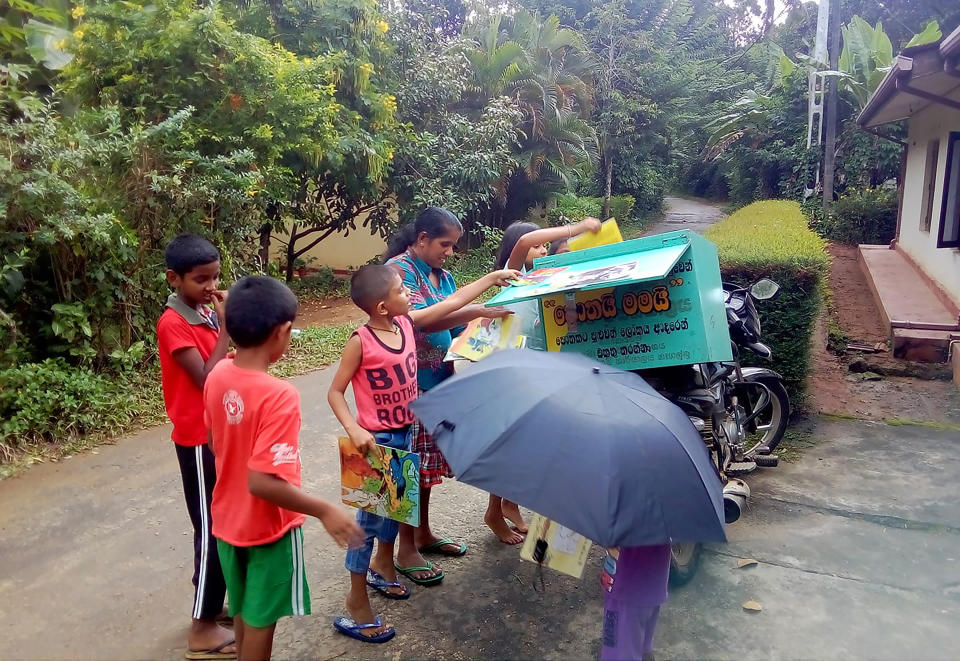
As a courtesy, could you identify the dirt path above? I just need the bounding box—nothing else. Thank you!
[297,295,365,327]
[643,196,726,236]
[808,244,960,423]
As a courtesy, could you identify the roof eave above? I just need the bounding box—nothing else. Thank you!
[857,56,913,129]
[940,24,960,60]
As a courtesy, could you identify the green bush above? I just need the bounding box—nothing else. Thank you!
[705,200,829,398]
[546,193,636,226]
[0,359,164,461]
[289,267,350,300]
[809,188,898,245]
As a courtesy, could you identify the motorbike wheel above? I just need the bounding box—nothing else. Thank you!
[669,542,702,587]
[744,377,789,454]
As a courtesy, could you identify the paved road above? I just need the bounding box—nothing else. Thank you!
[2,360,959,660]
[644,196,726,236]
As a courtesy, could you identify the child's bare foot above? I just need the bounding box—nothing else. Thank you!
[394,548,443,582]
[501,500,528,534]
[368,557,408,597]
[345,590,392,638]
[187,620,236,656]
[484,509,525,545]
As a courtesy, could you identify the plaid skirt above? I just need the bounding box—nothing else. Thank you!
[410,418,453,488]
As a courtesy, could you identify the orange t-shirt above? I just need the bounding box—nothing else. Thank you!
[157,307,220,446]
[204,360,306,547]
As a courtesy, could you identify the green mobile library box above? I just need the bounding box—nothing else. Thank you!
[485,230,733,370]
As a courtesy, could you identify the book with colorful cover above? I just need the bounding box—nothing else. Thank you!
[339,437,420,526]
[520,513,593,579]
[567,217,623,251]
[444,315,517,362]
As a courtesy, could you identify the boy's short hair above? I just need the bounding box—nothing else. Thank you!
[226,276,298,348]
[350,265,400,314]
[165,234,220,275]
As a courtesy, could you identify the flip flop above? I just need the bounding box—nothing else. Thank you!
[366,569,410,600]
[417,538,468,557]
[184,639,236,660]
[394,560,445,586]
[333,615,396,643]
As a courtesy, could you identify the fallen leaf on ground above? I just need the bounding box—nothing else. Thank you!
[737,558,758,568]
[742,600,762,612]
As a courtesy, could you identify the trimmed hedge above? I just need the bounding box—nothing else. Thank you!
[705,200,829,398]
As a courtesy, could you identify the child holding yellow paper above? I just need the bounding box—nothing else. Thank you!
[477,218,602,544]
[494,217,602,271]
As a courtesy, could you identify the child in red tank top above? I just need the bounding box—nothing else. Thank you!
[327,264,519,643]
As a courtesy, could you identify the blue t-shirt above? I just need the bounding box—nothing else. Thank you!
[387,251,465,391]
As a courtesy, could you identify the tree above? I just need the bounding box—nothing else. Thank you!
[224,0,402,279]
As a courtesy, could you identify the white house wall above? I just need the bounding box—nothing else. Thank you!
[900,102,960,307]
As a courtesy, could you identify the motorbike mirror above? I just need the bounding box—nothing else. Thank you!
[750,279,780,301]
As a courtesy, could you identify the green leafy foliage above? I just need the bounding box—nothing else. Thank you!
[546,193,635,226]
[0,358,164,461]
[705,200,829,397]
[809,188,898,245]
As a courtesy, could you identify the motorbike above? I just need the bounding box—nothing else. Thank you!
[636,278,791,586]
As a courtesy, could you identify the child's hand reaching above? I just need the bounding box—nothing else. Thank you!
[479,306,513,320]
[318,504,365,549]
[348,426,377,453]
[580,217,603,234]
[485,268,523,287]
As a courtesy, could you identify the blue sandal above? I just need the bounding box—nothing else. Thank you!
[333,615,396,643]
[366,569,410,600]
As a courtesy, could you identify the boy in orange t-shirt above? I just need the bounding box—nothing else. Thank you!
[204,276,362,661]
[157,234,234,659]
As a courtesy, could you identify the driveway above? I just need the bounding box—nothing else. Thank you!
[643,196,726,236]
[1,363,959,659]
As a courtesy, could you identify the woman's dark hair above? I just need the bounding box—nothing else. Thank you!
[495,222,539,269]
[383,207,463,262]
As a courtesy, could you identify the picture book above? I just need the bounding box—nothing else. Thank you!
[339,438,420,526]
[567,218,623,251]
[444,315,517,362]
[520,513,593,579]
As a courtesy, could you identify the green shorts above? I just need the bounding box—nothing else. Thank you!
[216,527,311,628]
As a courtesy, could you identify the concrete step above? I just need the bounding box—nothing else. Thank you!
[858,245,959,364]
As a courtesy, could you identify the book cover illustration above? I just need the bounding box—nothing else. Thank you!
[520,513,593,579]
[339,437,421,526]
[508,266,570,287]
[444,315,517,362]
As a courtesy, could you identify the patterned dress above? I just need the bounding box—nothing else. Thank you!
[387,250,466,487]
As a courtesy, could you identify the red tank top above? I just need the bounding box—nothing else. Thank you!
[351,315,419,431]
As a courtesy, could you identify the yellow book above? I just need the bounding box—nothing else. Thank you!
[520,513,593,579]
[567,218,623,251]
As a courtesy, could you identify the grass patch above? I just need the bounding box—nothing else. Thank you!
[884,417,960,433]
[827,316,850,356]
[775,427,820,463]
[1,323,360,480]
[271,322,359,379]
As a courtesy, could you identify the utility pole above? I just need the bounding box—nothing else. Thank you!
[805,0,830,199]
[822,0,842,213]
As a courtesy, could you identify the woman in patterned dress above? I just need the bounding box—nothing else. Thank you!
[384,207,511,584]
